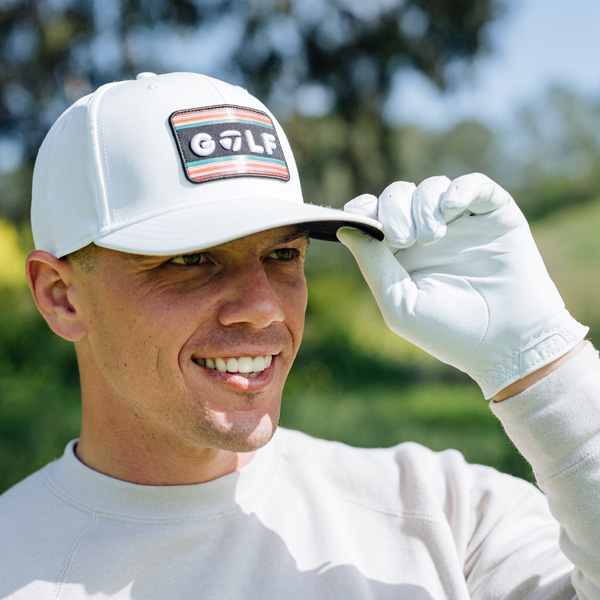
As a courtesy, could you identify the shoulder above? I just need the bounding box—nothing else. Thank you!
[0,451,94,597]
[0,458,85,542]
[0,466,59,595]
[0,464,51,517]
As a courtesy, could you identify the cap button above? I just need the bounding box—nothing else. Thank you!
[136,72,157,80]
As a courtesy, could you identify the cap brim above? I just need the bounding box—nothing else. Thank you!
[93,198,383,256]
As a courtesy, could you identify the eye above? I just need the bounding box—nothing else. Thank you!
[169,252,210,266]
[267,248,300,261]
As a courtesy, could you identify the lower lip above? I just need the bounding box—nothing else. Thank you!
[194,357,277,391]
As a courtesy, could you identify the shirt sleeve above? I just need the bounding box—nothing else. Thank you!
[491,341,600,599]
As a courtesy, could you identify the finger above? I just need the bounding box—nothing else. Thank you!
[343,193,379,221]
[377,181,417,248]
[336,227,414,314]
[412,176,450,244]
[440,173,511,222]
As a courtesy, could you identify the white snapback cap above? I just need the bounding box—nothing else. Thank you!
[31,71,383,257]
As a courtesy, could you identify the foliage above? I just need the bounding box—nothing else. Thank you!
[239,0,499,117]
[0,217,27,287]
[506,87,600,221]
[0,285,81,492]
[0,220,81,492]
[534,198,600,342]
[0,0,500,133]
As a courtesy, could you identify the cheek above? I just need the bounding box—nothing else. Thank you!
[137,282,213,332]
[84,286,176,370]
[281,276,308,341]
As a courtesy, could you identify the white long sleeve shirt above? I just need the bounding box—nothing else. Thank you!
[1,343,599,599]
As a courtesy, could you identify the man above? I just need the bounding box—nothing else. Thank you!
[0,71,598,598]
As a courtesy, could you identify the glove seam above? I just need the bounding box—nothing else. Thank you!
[452,279,490,371]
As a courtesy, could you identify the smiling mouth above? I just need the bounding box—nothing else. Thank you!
[193,355,273,378]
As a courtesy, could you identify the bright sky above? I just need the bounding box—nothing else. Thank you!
[386,0,600,128]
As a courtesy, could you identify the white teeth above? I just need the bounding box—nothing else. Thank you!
[197,355,273,375]
[237,357,253,373]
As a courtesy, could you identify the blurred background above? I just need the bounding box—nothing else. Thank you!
[1,0,599,492]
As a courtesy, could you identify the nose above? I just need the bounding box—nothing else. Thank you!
[217,262,285,329]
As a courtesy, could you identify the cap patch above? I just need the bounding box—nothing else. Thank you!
[170,105,290,184]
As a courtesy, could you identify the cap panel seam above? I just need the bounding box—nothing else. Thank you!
[40,108,61,255]
[87,82,121,237]
[203,75,228,104]
[99,88,113,232]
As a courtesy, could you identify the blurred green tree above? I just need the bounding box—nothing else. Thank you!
[0,0,503,220]
[508,86,600,220]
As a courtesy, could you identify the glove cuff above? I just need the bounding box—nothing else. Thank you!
[475,312,589,399]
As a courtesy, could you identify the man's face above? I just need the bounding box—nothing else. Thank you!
[72,226,308,456]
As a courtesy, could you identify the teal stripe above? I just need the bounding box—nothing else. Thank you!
[175,118,274,130]
[186,155,286,168]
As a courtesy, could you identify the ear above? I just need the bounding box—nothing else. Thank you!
[26,250,87,342]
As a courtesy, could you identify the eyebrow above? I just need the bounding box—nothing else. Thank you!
[271,228,311,246]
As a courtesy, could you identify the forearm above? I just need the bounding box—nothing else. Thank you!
[493,340,588,402]
[491,341,600,597]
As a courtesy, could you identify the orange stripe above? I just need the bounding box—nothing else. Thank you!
[172,109,271,127]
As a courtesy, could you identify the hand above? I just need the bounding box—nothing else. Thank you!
[337,173,588,398]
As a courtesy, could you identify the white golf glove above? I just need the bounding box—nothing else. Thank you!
[337,173,588,399]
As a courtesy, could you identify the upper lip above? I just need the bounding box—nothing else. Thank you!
[187,328,288,365]
[192,350,279,360]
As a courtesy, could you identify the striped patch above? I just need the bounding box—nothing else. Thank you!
[170,105,290,184]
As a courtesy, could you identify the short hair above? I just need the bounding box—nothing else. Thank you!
[67,243,101,274]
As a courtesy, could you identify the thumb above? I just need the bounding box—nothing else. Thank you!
[336,227,416,320]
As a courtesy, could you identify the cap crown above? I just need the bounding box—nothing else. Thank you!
[32,73,302,257]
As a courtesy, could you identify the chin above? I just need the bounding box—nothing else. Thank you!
[202,408,280,453]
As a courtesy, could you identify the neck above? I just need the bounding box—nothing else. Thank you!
[76,421,255,485]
